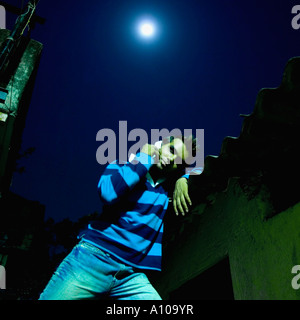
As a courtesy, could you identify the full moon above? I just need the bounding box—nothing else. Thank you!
[138,20,156,38]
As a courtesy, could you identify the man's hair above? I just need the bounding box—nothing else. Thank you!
[161,134,199,168]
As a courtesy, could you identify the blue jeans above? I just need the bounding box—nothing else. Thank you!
[39,241,162,300]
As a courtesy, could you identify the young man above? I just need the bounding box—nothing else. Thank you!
[39,136,199,300]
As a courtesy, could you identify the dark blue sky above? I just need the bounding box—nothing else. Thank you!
[4,0,300,221]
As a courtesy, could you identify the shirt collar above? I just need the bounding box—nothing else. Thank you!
[129,153,166,187]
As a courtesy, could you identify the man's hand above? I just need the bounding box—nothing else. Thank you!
[173,177,192,216]
[141,144,159,160]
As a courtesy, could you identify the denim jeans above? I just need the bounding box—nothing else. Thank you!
[39,241,162,300]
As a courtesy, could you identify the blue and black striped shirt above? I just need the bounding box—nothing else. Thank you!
[81,152,170,271]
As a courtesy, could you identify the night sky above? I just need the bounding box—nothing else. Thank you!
[4,0,300,222]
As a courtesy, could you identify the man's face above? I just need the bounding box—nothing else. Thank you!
[156,138,189,174]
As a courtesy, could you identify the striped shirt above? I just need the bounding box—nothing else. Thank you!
[81,152,170,271]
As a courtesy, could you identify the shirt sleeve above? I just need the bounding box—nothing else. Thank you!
[98,152,154,204]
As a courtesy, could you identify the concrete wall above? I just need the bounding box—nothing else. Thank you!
[152,57,300,300]
[153,177,300,300]
[229,182,300,300]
